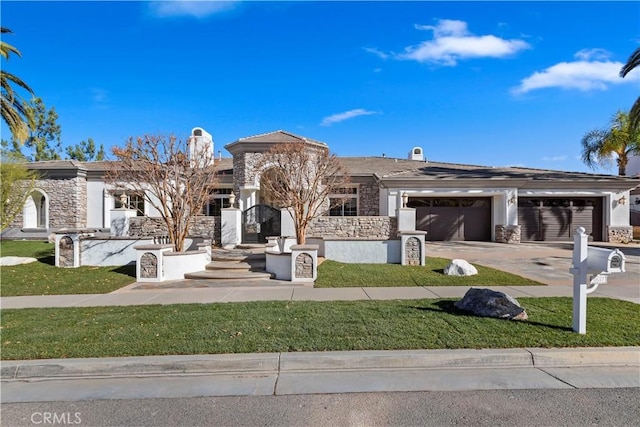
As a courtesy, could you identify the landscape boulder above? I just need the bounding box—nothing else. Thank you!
[444,259,478,276]
[454,288,528,321]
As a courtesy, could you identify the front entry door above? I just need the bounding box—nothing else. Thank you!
[242,204,281,243]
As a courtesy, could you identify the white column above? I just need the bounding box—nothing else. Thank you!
[280,208,296,237]
[221,207,242,249]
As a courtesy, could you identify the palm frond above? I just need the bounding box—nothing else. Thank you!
[620,46,640,78]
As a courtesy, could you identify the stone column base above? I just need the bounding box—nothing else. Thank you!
[607,226,633,244]
[495,225,521,244]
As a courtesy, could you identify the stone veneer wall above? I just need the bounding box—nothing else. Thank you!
[10,176,87,229]
[358,179,379,216]
[607,226,633,244]
[128,216,222,244]
[404,237,421,265]
[495,225,521,244]
[308,216,397,239]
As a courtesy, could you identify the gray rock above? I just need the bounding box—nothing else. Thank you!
[454,288,528,321]
[444,259,478,276]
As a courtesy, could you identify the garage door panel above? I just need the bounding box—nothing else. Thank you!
[462,208,492,240]
[429,208,463,241]
[540,208,572,240]
[518,198,603,242]
[518,208,541,241]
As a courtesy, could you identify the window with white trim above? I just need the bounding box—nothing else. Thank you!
[114,192,145,216]
[204,188,232,216]
[329,187,358,216]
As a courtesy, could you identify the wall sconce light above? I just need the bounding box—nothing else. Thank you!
[401,192,409,208]
[508,195,517,205]
[618,195,626,205]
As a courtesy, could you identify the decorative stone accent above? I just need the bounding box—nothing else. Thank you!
[295,253,313,278]
[140,252,158,279]
[358,179,380,215]
[10,174,88,229]
[58,236,74,267]
[495,225,521,244]
[607,226,633,244]
[455,288,528,321]
[405,237,421,265]
[308,216,397,239]
[444,259,478,276]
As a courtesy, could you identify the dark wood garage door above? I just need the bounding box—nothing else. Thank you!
[408,198,492,241]
[518,198,603,241]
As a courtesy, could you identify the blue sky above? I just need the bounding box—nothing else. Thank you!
[2,1,639,173]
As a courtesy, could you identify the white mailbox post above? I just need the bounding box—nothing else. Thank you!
[570,227,626,334]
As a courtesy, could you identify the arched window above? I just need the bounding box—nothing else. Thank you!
[23,190,48,229]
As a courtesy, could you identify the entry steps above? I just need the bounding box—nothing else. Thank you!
[184,245,274,281]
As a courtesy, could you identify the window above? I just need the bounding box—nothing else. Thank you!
[329,187,358,216]
[204,188,232,216]
[114,192,145,216]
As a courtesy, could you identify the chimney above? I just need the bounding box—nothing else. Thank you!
[409,147,424,161]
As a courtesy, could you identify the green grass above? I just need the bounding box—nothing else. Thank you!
[316,259,543,287]
[0,241,136,297]
[1,298,638,360]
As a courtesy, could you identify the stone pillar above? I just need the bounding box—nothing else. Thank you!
[55,233,81,268]
[221,207,242,249]
[607,226,633,244]
[397,207,416,232]
[110,209,137,237]
[399,231,427,266]
[134,244,173,282]
[291,244,318,283]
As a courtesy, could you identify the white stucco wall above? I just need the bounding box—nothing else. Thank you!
[87,181,107,228]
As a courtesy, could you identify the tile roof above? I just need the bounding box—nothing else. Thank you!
[233,130,327,146]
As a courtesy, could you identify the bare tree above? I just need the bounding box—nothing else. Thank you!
[106,134,218,252]
[256,142,350,244]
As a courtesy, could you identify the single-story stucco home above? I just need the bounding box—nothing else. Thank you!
[4,127,639,244]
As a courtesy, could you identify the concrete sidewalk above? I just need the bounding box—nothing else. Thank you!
[2,347,639,402]
[2,283,638,309]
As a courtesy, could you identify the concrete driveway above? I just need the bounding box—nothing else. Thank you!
[427,240,640,303]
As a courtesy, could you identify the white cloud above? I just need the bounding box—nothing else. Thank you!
[542,155,567,162]
[512,49,638,94]
[365,19,530,66]
[321,109,378,127]
[363,47,389,60]
[149,1,238,19]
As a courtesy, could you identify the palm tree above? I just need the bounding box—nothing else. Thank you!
[620,47,640,128]
[1,27,34,143]
[581,111,640,176]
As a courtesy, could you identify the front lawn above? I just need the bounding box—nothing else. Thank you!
[1,298,638,360]
[316,259,543,287]
[0,241,135,297]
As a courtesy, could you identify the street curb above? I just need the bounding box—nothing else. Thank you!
[2,347,638,381]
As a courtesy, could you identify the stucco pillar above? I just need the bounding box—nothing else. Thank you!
[221,207,242,249]
[110,209,137,237]
[397,207,416,232]
[280,208,296,237]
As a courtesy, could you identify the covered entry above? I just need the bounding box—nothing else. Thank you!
[242,204,281,243]
[518,198,603,241]
[408,197,492,241]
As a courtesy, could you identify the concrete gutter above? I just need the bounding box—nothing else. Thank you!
[2,348,639,402]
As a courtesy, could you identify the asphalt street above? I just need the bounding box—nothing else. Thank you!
[2,389,639,427]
